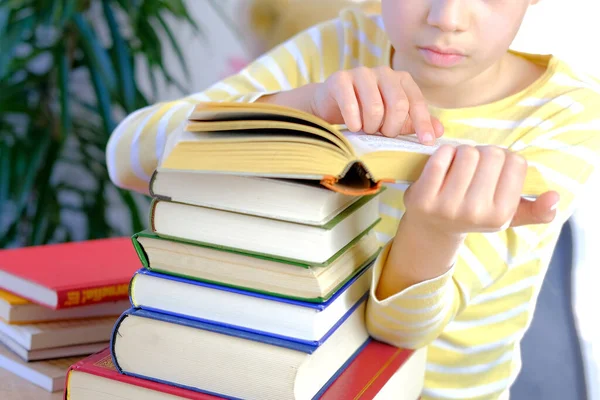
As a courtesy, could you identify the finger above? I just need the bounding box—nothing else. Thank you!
[432,116,444,138]
[378,73,410,138]
[331,73,362,132]
[510,191,560,227]
[463,146,505,206]
[493,152,528,213]
[414,145,457,197]
[439,145,480,202]
[353,69,384,134]
[400,73,436,145]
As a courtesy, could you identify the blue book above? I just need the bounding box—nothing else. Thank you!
[129,260,373,347]
[111,298,370,400]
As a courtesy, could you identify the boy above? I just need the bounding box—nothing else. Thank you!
[107,1,600,398]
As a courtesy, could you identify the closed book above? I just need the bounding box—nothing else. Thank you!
[0,238,140,309]
[149,192,380,265]
[65,344,426,400]
[0,288,130,325]
[132,228,381,303]
[130,261,372,345]
[0,328,107,361]
[111,300,369,399]
[150,171,360,226]
[0,343,83,392]
[0,316,116,351]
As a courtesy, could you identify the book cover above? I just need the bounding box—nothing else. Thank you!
[0,238,141,309]
[129,265,372,346]
[65,347,220,399]
[67,341,417,400]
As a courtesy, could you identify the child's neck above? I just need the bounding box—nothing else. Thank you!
[417,52,547,110]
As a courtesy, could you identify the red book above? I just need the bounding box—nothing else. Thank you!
[0,238,140,309]
[64,342,426,400]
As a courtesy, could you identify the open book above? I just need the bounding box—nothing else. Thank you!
[159,101,547,196]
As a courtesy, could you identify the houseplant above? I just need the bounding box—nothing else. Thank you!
[0,0,200,247]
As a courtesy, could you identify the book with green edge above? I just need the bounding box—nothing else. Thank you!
[149,190,382,265]
[131,224,382,303]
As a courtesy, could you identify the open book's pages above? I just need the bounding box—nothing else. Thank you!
[157,101,547,197]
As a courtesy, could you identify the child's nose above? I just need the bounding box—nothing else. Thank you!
[427,0,470,33]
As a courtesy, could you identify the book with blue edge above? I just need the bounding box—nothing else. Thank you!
[129,257,374,346]
[111,299,375,399]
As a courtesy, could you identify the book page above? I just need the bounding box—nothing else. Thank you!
[344,131,477,157]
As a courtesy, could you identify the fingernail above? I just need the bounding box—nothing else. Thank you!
[550,201,559,211]
[422,132,434,144]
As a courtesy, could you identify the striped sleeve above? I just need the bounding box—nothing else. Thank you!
[366,89,600,350]
[106,19,347,194]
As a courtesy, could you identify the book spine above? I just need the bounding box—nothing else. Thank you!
[130,235,150,269]
[319,341,414,400]
[56,283,130,309]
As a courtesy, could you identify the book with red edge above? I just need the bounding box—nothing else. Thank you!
[0,238,141,309]
[64,342,426,399]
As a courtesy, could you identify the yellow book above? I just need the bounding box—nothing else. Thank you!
[0,289,128,325]
[159,101,548,197]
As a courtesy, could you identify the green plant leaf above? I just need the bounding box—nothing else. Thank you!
[72,13,117,94]
[103,0,135,112]
[57,44,71,141]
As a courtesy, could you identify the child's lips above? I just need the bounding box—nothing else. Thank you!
[419,46,466,67]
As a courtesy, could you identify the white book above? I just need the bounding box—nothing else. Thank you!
[130,262,373,344]
[0,343,81,392]
[150,171,360,226]
[0,316,116,350]
[150,192,381,264]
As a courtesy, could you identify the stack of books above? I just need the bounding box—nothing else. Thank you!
[65,177,426,399]
[64,101,434,399]
[0,238,139,392]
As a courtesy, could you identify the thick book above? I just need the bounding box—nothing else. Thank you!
[0,238,141,309]
[157,101,547,196]
[131,229,381,303]
[150,192,380,265]
[0,343,83,392]
[149,171,360,226]
[130,261,373,345]
[111,301,371,399]
[0,288,130,325]
[65,344,426,400]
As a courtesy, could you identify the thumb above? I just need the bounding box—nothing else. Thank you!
[510,191,560,227]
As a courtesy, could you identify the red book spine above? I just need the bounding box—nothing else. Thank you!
[56,282,131,309]
[64,349,218,400]
[320,341,414,400]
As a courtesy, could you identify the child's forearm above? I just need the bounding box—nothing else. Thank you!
[375,212,466,300]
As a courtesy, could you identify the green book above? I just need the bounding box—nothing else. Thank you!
[131,222,381,303]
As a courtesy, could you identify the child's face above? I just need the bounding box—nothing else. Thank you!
[382,0,538,88]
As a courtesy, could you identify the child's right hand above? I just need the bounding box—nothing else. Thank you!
[310,66,444,145]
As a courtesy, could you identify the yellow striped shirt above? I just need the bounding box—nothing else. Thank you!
[106,8,600,400]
